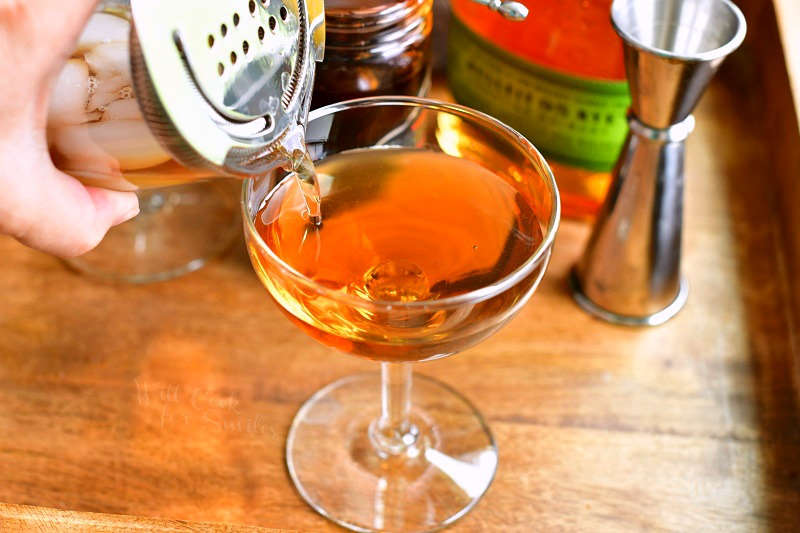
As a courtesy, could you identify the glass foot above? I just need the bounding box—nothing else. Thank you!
[64,180,240,284]
[287,373,497,532]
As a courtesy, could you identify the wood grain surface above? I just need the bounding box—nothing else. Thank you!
[0,503,286,532]
[773,0,800,124]
[1,6,800,533]
[746,0,800,382]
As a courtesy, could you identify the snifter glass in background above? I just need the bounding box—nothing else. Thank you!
[47,4,239,282]
[243,97,560,532]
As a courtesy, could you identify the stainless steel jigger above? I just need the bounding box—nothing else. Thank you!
[570,0,746,326]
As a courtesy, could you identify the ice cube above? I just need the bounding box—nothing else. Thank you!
[101,98,142,121]
[49,123,121,179]
[85,42,131,82]
[48,59,90,126]
[86,120,171,170]
[76,13,130,54]
[50,119,171,176]
[87,74,129,112]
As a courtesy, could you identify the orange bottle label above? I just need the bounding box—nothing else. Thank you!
[447,9,630,171]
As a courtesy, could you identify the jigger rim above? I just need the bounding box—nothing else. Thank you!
[610,0,747,63]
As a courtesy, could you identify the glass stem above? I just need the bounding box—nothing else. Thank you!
[371,362,418,456]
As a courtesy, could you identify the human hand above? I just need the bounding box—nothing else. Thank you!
[0,0,138,258]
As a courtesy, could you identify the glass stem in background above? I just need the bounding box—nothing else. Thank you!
[371,362,418,457]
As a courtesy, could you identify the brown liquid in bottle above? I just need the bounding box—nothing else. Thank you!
[311,0,433,109]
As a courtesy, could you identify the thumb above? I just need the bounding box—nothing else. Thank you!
[6,165,139,258]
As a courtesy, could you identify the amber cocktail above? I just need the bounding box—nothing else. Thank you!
[243,97,559,532]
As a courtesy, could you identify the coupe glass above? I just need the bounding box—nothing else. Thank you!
[242,97,560,532]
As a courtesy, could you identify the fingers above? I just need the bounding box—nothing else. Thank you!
[5,164,139,258]
[86,186,141,228]
[0,0,98,65]
[0,0,100,125]
[0,1,140,257]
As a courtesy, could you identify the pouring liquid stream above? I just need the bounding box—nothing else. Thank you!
[289,149,322,227]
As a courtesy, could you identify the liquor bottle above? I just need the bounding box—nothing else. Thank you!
[447,0,629,219]
[311,0,433,109]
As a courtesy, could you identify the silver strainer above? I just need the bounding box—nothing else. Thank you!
[128,0,325,177]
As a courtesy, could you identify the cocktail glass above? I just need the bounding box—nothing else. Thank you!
[242,97,560,532]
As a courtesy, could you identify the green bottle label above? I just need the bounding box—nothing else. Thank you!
[447,15,630,172]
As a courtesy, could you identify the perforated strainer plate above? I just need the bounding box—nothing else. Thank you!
[129,0,324,176]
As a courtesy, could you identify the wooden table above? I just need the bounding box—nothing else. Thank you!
[2,2,800,531]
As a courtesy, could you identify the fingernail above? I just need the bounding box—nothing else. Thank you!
[113,203,140,226]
